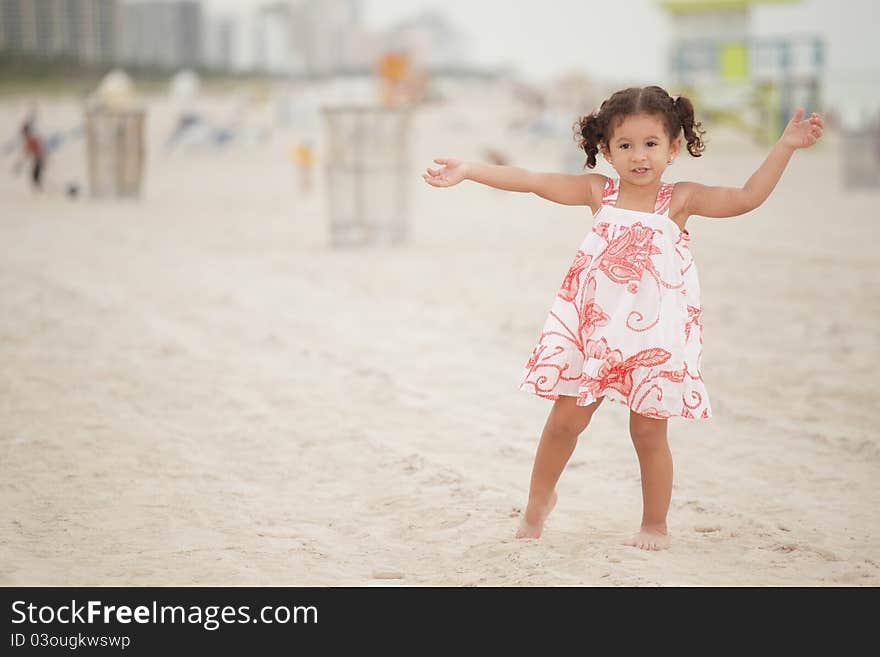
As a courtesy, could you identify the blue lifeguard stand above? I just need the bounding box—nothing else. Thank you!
[659,0,824,144]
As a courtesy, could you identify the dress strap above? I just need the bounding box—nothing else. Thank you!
[654,182,674,216]
[601,176,619,207]
[602,178,674,215]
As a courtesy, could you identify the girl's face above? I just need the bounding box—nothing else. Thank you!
[601,113,681,187]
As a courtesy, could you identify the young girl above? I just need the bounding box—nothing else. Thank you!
[422,85,824,551]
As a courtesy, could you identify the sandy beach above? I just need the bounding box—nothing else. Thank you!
[1,82,878,586]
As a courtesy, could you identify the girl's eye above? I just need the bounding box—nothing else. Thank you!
[619,144,629,149]
[647,141,658,147]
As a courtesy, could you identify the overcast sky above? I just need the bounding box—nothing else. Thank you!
[199,0,876,84]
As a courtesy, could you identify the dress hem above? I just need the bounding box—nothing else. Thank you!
[518,383,713,420]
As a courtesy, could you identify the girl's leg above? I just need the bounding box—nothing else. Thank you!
[624,411,673,551]
[516,395,603,539]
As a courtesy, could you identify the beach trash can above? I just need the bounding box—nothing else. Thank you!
[841,125,880,189]
[321,105,412,247]
[85,107,146,198]
[85,70,145,199]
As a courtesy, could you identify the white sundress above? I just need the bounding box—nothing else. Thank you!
[519,176,712,420]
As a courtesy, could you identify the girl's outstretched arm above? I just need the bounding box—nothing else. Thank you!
[679,109,824,219]
[423,157,603,207]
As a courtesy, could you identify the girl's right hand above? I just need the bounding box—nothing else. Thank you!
[422,158,467,187]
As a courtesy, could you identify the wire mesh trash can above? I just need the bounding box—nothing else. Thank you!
[841,125,880,189]
[321,106,412,247]
[85,107,146,198]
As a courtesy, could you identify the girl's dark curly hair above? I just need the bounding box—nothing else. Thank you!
[575,85,706,168]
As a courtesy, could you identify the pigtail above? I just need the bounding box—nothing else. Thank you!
[574,111,604,169]
[673,95,706,157]
[573,87,704,167]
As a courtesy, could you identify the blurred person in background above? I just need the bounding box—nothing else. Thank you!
[12,115,47,194]
[290,140,316,194]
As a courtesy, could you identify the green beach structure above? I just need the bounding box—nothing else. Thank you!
[659,0,824,144]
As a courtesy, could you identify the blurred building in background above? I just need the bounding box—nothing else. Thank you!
[288,0,362,76]
[121,0,202,69]
[200,0,371,76]
[0,0,473,79]
[660,0,823,143]
[383,10,469,74]
[0,0,120,63]
[254,2,295,75]
[202,10,234,72]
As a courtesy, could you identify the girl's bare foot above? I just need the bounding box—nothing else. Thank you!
[515,490,557,539]
[624,525,671,551]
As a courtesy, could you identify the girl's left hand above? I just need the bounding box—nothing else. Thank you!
[781,109,824,149]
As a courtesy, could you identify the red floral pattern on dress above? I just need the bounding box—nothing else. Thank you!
[579,341,672,401]
[519,176,712,420]
[524,341,580,395]
[597,223,661,285]
[578,277,610,345]
[655,181,673,215]
[557,250,592,302]
[592,222,611,240]
[602,179,619,204]
[685,304,703,342]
